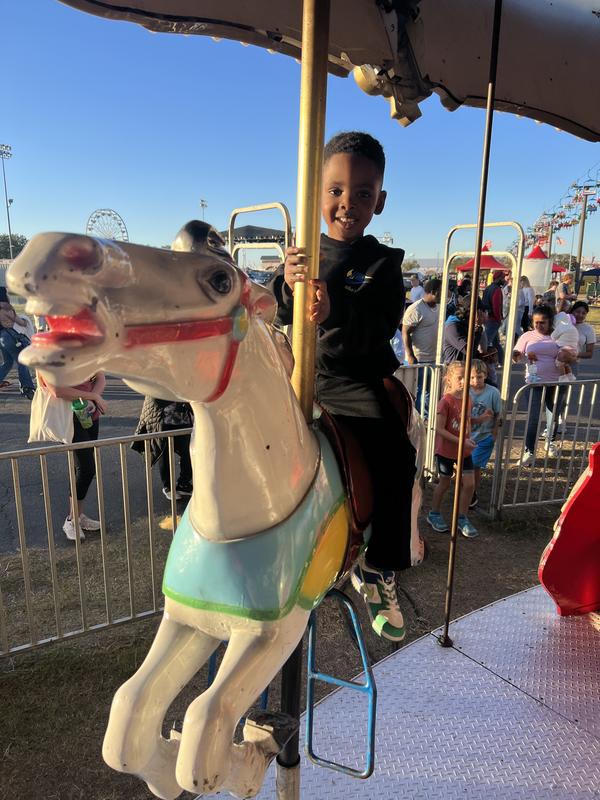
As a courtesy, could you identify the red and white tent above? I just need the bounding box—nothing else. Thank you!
[456,244,507,272]
[524,244,553,292]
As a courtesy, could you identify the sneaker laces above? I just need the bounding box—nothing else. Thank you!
[378,574,401,613]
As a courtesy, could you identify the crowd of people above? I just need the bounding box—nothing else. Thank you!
[399,264,596,519]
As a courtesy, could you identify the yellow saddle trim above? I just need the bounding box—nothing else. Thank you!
[299,502,349,609]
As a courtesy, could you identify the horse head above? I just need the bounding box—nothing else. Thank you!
[7,221,277,401]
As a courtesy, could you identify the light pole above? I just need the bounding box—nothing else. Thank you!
[199,198,208,221]
[0,144,14,259]
[575,185,596,289]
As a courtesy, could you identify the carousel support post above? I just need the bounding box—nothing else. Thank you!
[277,0,330,797]
[439,0,504,648]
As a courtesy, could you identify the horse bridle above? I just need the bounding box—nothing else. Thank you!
[123,273,251,402]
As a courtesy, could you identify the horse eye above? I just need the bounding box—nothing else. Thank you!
[209,270,232,295]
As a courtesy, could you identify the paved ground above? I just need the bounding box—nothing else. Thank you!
[0,376,160,552]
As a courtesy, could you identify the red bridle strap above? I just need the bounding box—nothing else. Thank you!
[124,316,232,348]
[123,274,251,402]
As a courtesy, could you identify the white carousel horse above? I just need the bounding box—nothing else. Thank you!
[8,221,424,799]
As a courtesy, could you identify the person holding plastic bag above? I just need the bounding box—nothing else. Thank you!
[39,371,107,541]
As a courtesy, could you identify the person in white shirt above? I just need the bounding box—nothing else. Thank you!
[571,300,597,377]
[402,278,441,418]
[409,274,425,303]
[519,275,536,332]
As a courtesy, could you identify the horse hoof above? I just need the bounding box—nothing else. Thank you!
[242,710,299,758]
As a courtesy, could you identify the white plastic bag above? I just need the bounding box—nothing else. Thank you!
[28,387,74,444]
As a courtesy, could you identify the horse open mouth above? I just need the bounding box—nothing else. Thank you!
[33,308,105,349]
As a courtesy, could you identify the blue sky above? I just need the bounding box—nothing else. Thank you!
[3,0,599,262]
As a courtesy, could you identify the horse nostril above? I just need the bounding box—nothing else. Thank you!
[59,237,101,273]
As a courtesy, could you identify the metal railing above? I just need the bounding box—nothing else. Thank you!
[394,362,444,476]
[492,378,600,511]
[0,428,191,657]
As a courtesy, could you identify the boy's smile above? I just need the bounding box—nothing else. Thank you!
[321,153,386,243]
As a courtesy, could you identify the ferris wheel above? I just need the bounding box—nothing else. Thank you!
[86,208,129,241]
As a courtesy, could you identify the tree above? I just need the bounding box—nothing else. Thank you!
[403,258,421,271]
[0,234,28,259]
[551,253,578,272]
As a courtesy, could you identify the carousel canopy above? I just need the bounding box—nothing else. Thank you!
[526,245,549,259]
[58,0,600,141]
[456,245,507,272]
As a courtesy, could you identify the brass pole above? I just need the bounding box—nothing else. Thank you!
[439,0,504,647]
[290,0,331,421]
[278,2,330,797]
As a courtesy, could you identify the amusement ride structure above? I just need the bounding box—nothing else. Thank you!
[6,1,600,799]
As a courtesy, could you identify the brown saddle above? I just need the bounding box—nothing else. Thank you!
[317,375,414,574]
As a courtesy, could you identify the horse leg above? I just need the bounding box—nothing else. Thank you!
[103,614,220,800]
[175,605,309,798]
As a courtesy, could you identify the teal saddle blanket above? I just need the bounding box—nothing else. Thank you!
[162,431,345,621]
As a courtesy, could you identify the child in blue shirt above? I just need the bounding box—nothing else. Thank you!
[469,359,501,509]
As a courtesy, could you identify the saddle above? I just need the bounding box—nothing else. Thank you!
[317,375,414,573]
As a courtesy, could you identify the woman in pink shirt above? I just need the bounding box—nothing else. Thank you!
[513,306,565,465]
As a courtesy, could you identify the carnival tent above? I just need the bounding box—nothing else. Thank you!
[456,244,507,272]
[523,244,552,293]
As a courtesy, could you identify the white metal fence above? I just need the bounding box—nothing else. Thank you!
[0,376,597,657]
[491,378,600,511]
[0,429,189,656]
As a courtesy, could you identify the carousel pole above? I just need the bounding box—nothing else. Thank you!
[439,0,504,647]
[277,0,330,797]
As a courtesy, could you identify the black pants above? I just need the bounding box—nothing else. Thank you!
[71,415,99,501]
[333,409,416,573]
[158,426,192,489]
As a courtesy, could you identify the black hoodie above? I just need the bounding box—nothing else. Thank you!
[271,233,405,415]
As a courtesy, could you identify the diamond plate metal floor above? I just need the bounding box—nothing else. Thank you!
[259,586,600,799]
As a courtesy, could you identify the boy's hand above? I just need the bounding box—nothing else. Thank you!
[464,437,476,455]
[284,246,307,291]
[309,280,330,324]
[527,352,538,362]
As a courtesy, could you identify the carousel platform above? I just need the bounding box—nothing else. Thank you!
[260,586,600,799]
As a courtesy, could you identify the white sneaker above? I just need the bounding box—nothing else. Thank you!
[540,428,548,440]
[520,450,533,467]
[79,513,101,531]
[63,517,85,542]
[162,486,182,501]
[545,442,558,458]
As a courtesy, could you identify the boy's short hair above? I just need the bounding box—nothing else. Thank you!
[424,278,442,294]
[324,131,385,177]
[471,358,488,376]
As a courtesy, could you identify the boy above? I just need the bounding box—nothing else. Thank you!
[468,359,501,509]
[271,131,415,642]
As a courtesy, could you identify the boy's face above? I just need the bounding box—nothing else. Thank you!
[470,369,486,390]
[321,153,386,242]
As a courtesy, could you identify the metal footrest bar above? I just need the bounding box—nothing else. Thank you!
[305,588,377,779]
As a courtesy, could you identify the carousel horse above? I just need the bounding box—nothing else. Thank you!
[7,221,425,799]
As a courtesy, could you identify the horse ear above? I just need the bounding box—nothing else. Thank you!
[249,281,277,322]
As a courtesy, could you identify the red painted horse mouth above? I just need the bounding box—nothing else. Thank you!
[33,308,105,348]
